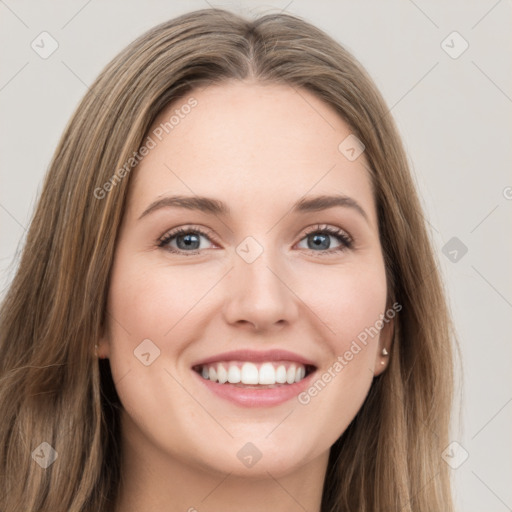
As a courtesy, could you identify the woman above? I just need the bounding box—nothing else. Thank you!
[0,8,458,511]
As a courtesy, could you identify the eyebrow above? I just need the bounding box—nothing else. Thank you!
[138,193,369,223]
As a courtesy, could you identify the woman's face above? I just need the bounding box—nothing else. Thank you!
[100,81,393,478]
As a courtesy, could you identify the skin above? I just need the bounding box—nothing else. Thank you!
[98,80,393,512]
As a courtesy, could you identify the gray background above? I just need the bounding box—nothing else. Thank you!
[1,1,511,510]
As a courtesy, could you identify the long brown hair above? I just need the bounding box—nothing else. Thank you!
[0,8,459,511]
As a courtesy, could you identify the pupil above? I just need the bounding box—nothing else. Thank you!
[310,233,329,250]
[178,233,199,250]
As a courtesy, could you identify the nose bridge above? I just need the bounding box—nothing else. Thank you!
[223,236,298,329]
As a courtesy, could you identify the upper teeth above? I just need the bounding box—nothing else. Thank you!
[199,362,307,385]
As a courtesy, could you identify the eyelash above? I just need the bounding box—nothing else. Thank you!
[158,224,353,257]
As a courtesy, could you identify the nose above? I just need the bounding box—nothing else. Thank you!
[222,246,300,332]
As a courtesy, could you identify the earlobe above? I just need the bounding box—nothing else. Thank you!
[373,317,394,376]
[94,336,110,359]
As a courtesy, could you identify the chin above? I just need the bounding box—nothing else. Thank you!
[188,434,321,479]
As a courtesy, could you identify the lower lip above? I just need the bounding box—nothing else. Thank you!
[192,370,315,407]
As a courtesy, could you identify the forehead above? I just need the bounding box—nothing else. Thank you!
[128,81,376,227]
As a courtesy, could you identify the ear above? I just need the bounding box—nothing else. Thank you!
[372,316,394,377]
[95,326,111,360]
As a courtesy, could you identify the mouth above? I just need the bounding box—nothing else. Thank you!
[192,361,316,387]
[191,349,318,407]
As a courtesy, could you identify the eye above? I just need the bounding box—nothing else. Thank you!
[296,224,353,255]
[158,226,216,255]
[158,224,353,256]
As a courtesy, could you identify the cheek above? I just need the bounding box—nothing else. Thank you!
[107,257,213,346]
[292,265,386,438]
[104,258,217,429]
[296,259,388,353]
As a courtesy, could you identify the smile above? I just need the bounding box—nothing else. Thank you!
[191,349,318,407]
[193,361,315,386]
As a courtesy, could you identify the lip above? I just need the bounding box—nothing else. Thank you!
[192,367,317,407]
[191,349,318,408]
[191,349,317,368]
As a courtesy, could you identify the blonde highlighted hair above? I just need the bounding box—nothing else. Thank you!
[0,8,458,511]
